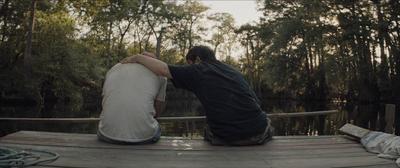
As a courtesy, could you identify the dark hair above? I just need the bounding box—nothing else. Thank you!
[186,45,216,62]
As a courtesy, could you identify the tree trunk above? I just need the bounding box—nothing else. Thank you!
[107,20,113,66]
[155,27,165,58]
[118,19,133,53]
[0,0,10,43]
[24,0,36,71]
[374,0,391,131]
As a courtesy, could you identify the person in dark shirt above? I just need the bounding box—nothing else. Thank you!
[121,46,272,145]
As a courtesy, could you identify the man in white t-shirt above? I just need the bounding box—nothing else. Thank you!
[97,55,167,144]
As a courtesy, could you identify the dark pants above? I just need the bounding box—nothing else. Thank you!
[97,128,161,145]
[204,118,273,146]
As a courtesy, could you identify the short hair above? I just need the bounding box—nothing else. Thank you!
[186,45,216,62]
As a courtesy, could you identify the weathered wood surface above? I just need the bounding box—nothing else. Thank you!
[385,104,396,133]
[339,124,371,139]
[0,131,396,168]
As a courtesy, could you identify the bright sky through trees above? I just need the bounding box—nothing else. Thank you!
[194,0,262,59]
[199,0,262,26]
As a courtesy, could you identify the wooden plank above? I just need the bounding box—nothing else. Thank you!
[1,143,395,168]
[0,117,100,123]
[385,104,396,133]
[0,110,339,123]
[2,131,355,145]
[266,156,395,168]
[339,124,371,139]
[2,142,369,159]
[1,142,394,168]
[333,163,398,168]
[0,131,359,151]
[268,110,338,117]
[0,131,396,168]
[1,137,363,152]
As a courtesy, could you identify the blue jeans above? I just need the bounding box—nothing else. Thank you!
[204,117,273,146]
[97,128,161,145]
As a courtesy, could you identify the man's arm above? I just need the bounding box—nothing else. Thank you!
[121,55,172,79]
[154,77,167,118]
[154,100,165,118]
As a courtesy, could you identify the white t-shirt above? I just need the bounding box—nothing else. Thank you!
[98,63,167,142]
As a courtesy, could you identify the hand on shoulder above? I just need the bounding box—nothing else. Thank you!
[120,52,157,64]
[120,55,139,64]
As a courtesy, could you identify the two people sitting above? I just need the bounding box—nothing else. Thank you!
[97,46,272,146]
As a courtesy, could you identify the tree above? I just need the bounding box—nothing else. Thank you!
[168,0,209,58]
[257,0,400,133]
[23,0,36,72]
[207,12,237,60]
[73,0,143,67]
[236,24,271,97]
[143,0,178,58]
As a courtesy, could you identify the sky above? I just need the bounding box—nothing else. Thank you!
[199,0,262,26]
[197,0,263,59]
[158,0,263,59]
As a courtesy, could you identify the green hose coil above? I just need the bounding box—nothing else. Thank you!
[0,147,59,168]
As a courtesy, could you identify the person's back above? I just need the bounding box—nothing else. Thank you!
[98,63,167,144]
[169,61,267,143]
[193,62,266,141]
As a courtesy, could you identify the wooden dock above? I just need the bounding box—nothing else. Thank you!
[0,131,396,168]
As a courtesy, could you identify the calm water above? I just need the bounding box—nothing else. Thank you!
[0,99,347,137]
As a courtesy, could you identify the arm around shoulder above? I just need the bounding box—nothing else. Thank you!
[135,55,173,79]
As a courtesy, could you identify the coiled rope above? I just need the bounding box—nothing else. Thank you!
[0,147,59,168]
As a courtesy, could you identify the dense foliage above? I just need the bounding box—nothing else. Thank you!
[0,0,399,135]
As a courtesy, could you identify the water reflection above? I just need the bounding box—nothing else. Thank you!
[0,99,347,137]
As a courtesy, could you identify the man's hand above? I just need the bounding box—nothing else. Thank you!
[120,53,172,78]
[120,55,138,64]
[120,52,156,64]
[154,100,165,118]
[142,51,156,58]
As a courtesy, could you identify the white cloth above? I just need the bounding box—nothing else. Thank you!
[98,63,167,142]
[361,131,400,167]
